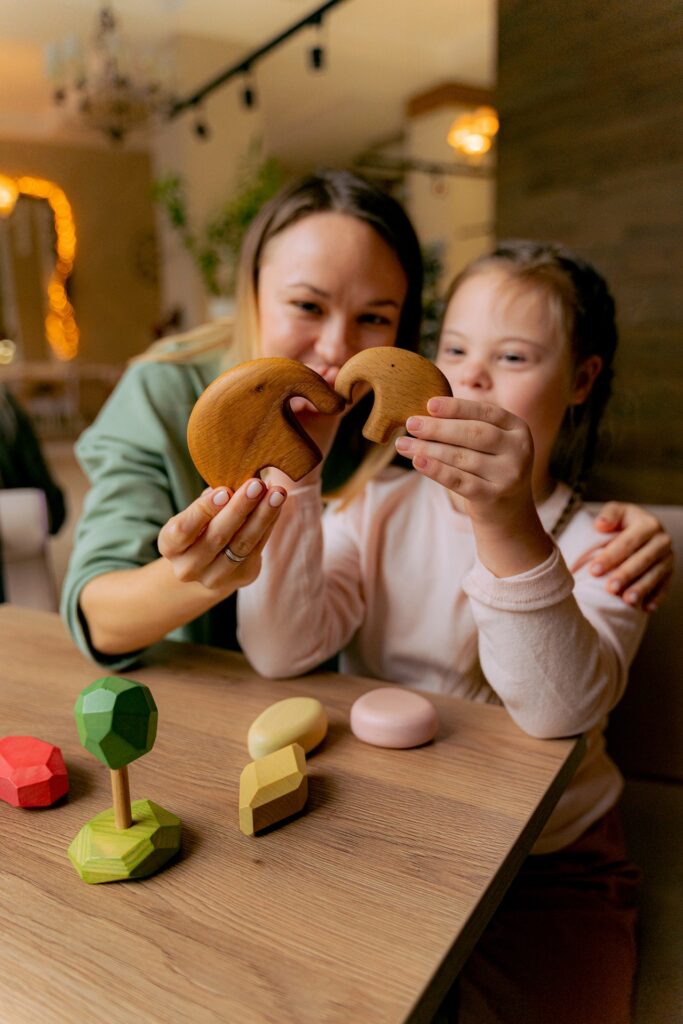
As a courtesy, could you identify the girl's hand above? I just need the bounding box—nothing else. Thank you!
[157,479,286,592]
[396,395,536,524]
[395,396,553,577]
[572,501,674,611]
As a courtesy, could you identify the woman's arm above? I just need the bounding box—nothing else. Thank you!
[81,481,285,655]
[578,501,674,611]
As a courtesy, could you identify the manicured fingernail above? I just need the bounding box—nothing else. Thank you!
[247,479,264,499]
[625,591,638,605]
[395,437,413,452]
[269,490,285,508]
[406,417,422,432]
[427,398,444,414]
[590,562,604,576]
[607,580,621,594]
[213,489,229,506]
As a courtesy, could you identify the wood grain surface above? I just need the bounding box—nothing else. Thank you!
[187,357,345,489]
[0,607,584,1024]
[334,348,452,444]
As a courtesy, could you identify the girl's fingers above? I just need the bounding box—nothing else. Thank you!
[426,395,518,430]
[619,555,675,609]
[158,486,234,558]
[405,414,504,456]
[396,435,496,480]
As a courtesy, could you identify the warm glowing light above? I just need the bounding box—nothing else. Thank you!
[447,106,499,159]
[1,174,79,360]
[0,338,16,364]
[0,174,19,218]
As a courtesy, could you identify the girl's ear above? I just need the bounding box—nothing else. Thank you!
[571,355,603,406]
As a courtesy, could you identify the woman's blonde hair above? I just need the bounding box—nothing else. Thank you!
[134,168,425,500]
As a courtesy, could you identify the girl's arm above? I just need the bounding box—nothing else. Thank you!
[579,502,674,610]
[237,483,365,678]
[463,534,647,739]
[80,481,285,656]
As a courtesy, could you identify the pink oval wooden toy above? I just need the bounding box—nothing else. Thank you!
[350,688,439,749]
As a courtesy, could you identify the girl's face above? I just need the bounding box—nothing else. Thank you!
[256,212,408,384]
[437,270,600,491]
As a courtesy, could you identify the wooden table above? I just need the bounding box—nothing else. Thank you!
[0,607,584,1024]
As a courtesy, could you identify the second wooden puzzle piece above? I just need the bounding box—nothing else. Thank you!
[334,347,452,443]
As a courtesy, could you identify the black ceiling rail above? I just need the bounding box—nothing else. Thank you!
[168,0,351,119]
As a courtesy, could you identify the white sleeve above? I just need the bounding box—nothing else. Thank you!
[463,544,647,738]
[237,484,365,678]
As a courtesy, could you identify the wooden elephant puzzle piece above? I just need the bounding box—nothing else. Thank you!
[187,357,345,490]
[334,347,452,444]
[187,349,452,489]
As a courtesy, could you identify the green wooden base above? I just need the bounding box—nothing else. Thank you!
[68,798,181,884]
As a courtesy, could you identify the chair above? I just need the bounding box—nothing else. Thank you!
[0,488,57,611]
[589,504,683,1023]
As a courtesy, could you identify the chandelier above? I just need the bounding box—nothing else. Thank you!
[447,106,499,158]
[45,6,174,143]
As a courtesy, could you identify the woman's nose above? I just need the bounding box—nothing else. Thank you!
[315,318,355,366]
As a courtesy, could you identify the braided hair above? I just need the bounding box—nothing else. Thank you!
[446,240,619,510]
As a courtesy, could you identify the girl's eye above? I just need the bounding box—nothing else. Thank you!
[500,352,528,364]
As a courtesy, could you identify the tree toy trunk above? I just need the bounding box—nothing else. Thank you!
[110,766,132,829]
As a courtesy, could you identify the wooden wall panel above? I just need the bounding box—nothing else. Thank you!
[497,0,683,503]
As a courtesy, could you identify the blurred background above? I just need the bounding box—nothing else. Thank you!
[0,0,681,595]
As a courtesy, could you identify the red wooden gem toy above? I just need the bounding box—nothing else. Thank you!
[0,735,69,808]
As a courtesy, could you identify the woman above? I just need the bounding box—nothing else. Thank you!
[60,170,673,669]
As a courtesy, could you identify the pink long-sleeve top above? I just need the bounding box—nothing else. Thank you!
[237,469,646,853]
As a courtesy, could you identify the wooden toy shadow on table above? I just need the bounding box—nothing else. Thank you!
[334,347,452,443]
[68,677,181,884]
[187,356,345,490]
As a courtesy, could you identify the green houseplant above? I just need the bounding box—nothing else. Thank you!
[153,152,284,298]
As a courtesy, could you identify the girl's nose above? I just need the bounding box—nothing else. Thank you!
[457,360,491,389]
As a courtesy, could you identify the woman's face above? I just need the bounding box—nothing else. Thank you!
[256,212,408,385]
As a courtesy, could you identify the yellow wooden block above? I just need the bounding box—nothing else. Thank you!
[247,696,328,759]
[239,743,308,836]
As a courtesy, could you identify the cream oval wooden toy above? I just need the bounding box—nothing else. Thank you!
[334,347,452,444]
[187,357,345,489]
[247,696,328,760]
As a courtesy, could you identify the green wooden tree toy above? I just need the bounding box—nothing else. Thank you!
[68,677,181,884]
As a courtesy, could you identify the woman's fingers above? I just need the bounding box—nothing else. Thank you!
[158,486,234,559]
[588,530,672,580]
[607,548,674,604]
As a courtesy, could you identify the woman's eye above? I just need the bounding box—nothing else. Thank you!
[292,301,323,315]
[358,313,392,326]
[442,345,465,357]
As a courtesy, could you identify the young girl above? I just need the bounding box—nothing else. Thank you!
[61,167,670,670]
[237,241,647,1023]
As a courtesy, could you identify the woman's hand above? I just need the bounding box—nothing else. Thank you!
[158,478,287,592]
[572,501,674,611]
[395,396,553,577]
